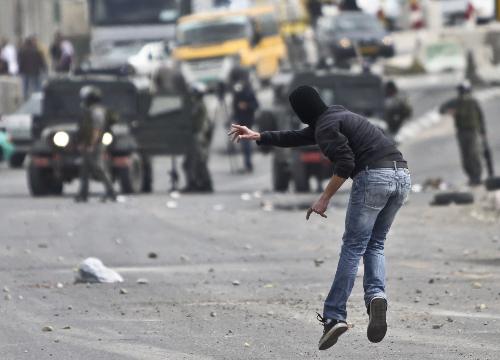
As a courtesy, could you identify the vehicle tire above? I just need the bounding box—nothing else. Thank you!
[292,159,310,193]
[9,152,26,168]
[485,177,500,191]
[28,161,51,196]
[119,152,144,194]
[432,192,474,206]
[142,155,153,193]
[272,158,290,192]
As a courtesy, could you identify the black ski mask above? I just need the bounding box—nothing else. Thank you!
[289,85,328,125]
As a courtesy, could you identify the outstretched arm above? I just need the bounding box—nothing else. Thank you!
[228,124,315,147]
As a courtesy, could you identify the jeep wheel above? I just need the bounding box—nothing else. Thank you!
[119,152,144,194]
[28,161,51,196]
[272,158,290,192]
[292,160,310,193]
[9,153,26,168]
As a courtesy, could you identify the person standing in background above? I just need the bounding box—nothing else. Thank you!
[50,32,74,73]
[18,36,47,99]
[231,68,259,173]
[440,81,487,186]
[0,38,19,75]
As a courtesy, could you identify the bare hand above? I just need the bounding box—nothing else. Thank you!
[306,197,329,220]
[228,124,261,143]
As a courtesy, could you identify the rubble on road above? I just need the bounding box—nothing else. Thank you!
[74,257,124,284]
[148,252,158,259]
[232,280,240,286]
[42,326,54,332]
[136,278,149,285]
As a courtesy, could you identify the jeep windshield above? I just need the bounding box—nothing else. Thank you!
[90,0,181,25]
[177,16,251,46]
[44,84,138,120]
[317,84,383,117]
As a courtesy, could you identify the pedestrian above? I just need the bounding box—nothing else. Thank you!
[75,86,117,202]
[50,31,74,73]
[384,80,412,138]
[0,38,19,75]
[231,68,259,173]
[18,36,47,99]
[182,83,214,193]
[307,0,323,29]
[440,81,486,186]
[228,85,411,350]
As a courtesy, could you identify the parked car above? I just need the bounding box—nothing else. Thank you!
[0,92,42,168]
[256,69,387,193]
[315,11,395,67]
[439,0,494,25]
[85,41,171,78]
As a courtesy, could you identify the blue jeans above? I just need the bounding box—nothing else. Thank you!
[241,140,253,171]
[323,167,411,321]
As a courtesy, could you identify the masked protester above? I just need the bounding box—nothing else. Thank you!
[75,86,117,202]
[440,81,486,186]
[229,85,411,350]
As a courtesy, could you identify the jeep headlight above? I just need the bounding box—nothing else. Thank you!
[53,131,70,148]
[338,38,352,49]
[102,132,113,146]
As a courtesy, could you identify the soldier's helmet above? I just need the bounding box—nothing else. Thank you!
[457,80,472,95]
[80,85,102,107]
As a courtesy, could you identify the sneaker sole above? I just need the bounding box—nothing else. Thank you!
[367,298,387,343]
[318,323,348,350]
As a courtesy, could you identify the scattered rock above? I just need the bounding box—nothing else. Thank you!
[244,244,252,250]
[244,342,250,347]
[432,324,444,329]
[267,311,275,316]
[210,311,217,317]
[38,243,48,249]
[4,294,12,301]
[232,280,240,286]
[148,252,158,259]
[475,304,487,312]
[413,297,421,303]
[166,200,178,209]
[447,317,454,323]
[136,278,149,285]
[314,259,325,267]
[42,326,54,332]
[119,288,128,295]
[415,289,422,294]
[67,305,73,310]
[18,295,23,300]
[115,238,123,245]
[213,204,225,211]
[428,278,435,284]
[180,255,190,263]
[62,326,71,330]
[208,268,215,273]
[170,191,181,199]
[240,193,252,201]
[472,282,482,289]
[263,283,275,288]
[2,286,10,293]
[56,282,64,289]
[261,201,274,212]
[74,258,123,284]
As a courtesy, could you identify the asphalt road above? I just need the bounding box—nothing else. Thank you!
[0,83,499,360]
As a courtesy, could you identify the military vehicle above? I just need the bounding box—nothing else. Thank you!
[257,69,387,193]
[28,75,192,196]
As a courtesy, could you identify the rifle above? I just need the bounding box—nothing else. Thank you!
[483,136,495,177]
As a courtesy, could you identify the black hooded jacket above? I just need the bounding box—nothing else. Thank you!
[257,106,405,179]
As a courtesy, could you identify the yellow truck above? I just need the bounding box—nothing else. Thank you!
[173,6,287,88]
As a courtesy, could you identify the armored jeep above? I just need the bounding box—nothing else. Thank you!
[257,69,387,193]
[28,75,192,196]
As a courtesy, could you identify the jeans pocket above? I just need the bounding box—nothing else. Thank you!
[365,182,390,209]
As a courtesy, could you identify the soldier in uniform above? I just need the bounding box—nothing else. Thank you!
[440,81,487,186]
[384,81,412,138]
[75,86,117,202]
[182,83,214,193]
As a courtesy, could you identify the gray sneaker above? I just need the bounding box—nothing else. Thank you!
[317,313,348,350]
[367,297,388,343]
